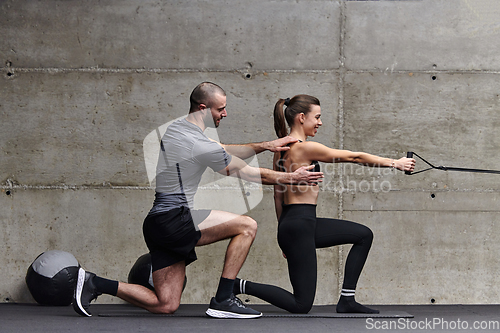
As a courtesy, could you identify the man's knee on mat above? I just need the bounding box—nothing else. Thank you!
[150,300,180,314]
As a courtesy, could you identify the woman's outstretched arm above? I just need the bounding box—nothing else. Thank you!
[299,141,415,172]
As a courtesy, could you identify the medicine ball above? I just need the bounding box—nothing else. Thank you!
[25,250,80,306]
[128,253,186,291]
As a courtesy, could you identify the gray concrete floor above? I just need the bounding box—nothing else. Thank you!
[2,303,500,333]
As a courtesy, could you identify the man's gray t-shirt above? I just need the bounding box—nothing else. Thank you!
[148,118,232,217]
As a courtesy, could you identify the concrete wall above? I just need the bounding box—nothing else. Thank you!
[1,0,500,306]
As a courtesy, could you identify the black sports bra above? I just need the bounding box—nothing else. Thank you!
[278,140,320,173]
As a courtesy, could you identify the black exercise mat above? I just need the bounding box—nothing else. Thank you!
[98,304,413,318]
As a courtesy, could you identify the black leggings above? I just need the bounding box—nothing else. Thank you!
[243,204,373,313]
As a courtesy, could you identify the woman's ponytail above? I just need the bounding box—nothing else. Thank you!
[274,99,288,138]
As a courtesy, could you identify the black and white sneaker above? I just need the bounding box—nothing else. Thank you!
[206,294,262,319]
[72,268,101,317]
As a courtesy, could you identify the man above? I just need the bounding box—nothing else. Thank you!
[72,82,323,319]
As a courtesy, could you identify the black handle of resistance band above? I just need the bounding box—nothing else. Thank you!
[405,151,414,175]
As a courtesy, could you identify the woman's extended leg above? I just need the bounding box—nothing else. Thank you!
[315,217,378,313]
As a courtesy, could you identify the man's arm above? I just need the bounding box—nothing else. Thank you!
[218,155,323,186]
[220,136,299,159]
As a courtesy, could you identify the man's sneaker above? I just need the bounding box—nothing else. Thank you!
[206,294,262,319]
[72,268,101,317]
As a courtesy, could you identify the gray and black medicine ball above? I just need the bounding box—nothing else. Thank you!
[25,250,80,306]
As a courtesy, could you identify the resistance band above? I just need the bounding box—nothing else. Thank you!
[405,152,500,176]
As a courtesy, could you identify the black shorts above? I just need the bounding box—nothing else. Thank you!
[143,207,210,272]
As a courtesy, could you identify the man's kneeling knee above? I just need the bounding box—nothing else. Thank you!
[152,301,180,314]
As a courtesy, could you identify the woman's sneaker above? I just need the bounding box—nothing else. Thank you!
[72,268,101,317]
[206,294,262,319]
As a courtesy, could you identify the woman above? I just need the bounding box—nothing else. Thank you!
[233,95,415,314]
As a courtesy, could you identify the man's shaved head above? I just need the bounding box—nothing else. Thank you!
[189,82,226,113]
